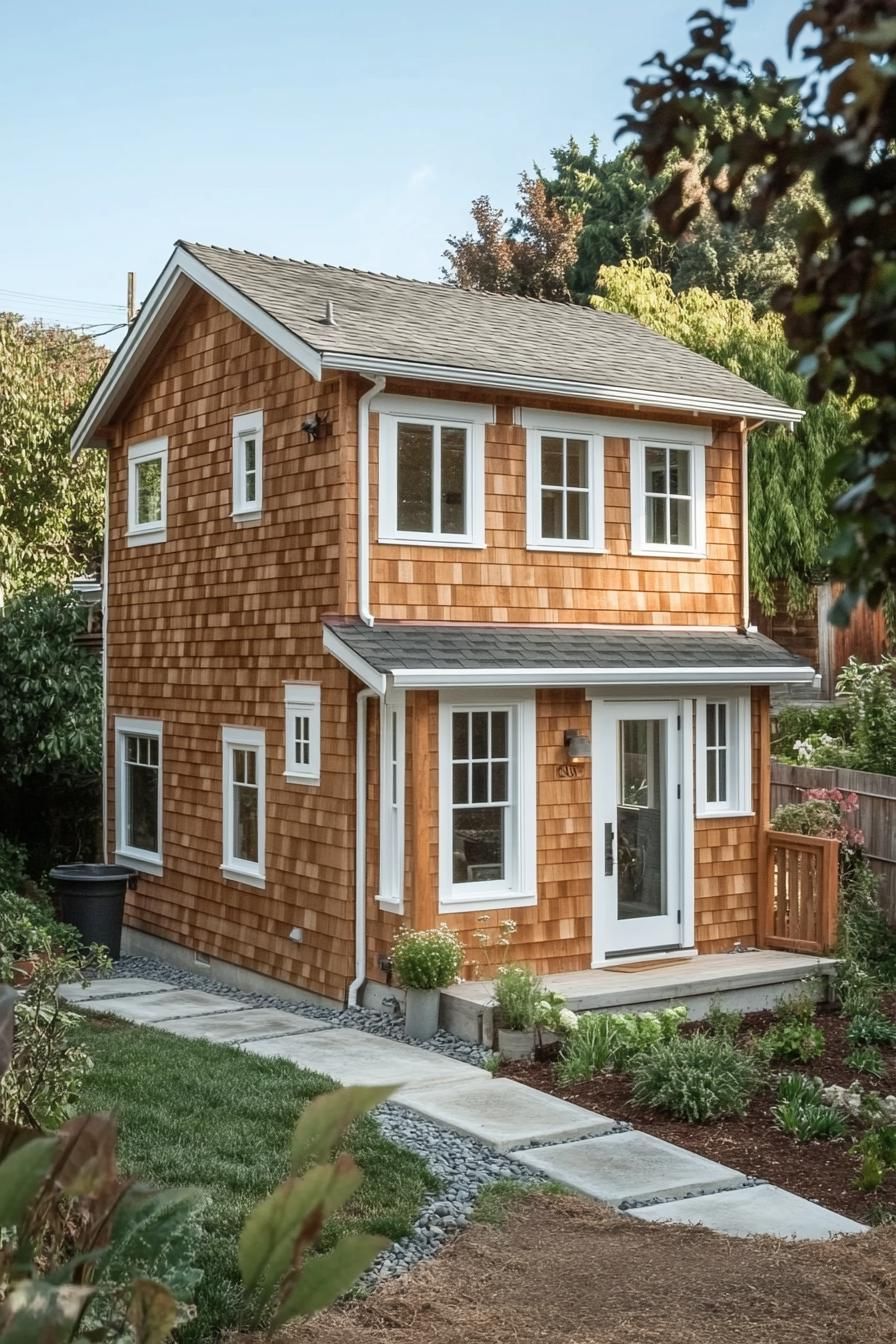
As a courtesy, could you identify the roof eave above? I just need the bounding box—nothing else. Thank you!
[387,666,817,689]
[320,352,803,426]
[70,246,324,458]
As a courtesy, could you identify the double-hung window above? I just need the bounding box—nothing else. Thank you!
[376,395,491,547]
[630,435,707,557]
[115,717,163,872]
[696,694,752,817]
[521,409,605,551]
[378,693,405,910]
[284,683,320,784]
[127,438,168,545]
[232,411,263,519]
[222,726,265,886]
[438,690,536,911]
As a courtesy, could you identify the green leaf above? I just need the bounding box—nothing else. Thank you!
[272,1234,389,1327]
[0,1135,58,1232]
[0,1280,94,1344]
[290,1085,395,1172]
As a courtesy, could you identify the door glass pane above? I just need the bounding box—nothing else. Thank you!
[452,806,504,883]
[616,718,666,921]
[396,423,434,532]
[440,427,467,534]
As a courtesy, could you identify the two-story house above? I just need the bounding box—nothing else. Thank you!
[72,241,815,1013]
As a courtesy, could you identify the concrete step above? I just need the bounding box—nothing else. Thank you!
[59,978,175,1001]
[74,989,247,1023]
[155,1007,331,1043]
[628,1182,868,1239]
[396,1076,616,1151]
[242,1026,482,1092]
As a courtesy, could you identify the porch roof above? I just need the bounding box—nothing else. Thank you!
[322,620,817,692]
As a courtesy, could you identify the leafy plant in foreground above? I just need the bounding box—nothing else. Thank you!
[630,1033,759,1123]
[771,1075,846,1142]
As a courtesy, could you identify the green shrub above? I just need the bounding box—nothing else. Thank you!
[494,964,543,1031]
[391,925,464,990]
[556,1006,688,1084]
[0,887,81,966]
[705,997,743,1040]
[838,862,896,985]
[847,1012,896,1047]
[630,1034,759,1122]
[758,1019,826,1063]
[771,1074,847,1141]
[852,1124,896,1191]
[770,799,844,837]
[0,835,28,891]
[837,655,896,777]
[773,703,852,762]
[846,1045,887,1079]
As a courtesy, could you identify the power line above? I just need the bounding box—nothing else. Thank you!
[0,286,127,313]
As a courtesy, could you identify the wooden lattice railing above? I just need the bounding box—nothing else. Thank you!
[758,831,840,954]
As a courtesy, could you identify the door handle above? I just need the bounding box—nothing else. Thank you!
[604,822,614,877]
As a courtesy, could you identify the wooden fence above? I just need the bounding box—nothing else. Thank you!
[770,762,896,924]
[759,830,840,953]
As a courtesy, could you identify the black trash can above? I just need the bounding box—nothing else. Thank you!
[48,864,136,959]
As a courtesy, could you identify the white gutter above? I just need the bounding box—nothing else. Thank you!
[357,376,386,626]
[348,688,377,1007]
[323,352,804,426]
[387,666,817,689]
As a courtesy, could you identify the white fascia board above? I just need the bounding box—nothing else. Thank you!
[321,353,804,425]
[322,626,388,694]
[71,246,323,458]
[389,665,817,690]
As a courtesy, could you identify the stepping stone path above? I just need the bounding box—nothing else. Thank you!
[64,977,869,1241]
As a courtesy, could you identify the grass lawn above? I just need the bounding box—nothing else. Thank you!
[75,1014,436,1344]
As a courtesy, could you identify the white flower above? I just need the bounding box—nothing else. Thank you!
[558,1008,579,1032]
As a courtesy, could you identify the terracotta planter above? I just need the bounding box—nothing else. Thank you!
[498,1027,536,1060]
[12,957,40,988]
[404,987,441,1040]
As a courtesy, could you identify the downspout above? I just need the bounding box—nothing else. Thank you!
[740,420,751,631]
[357,375,386,626]
[101,452,110,862]
[348,687,377,1007]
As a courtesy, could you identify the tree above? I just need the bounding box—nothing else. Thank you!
[442,173,581,300]
[0,316,107,603]
[593,259,854,611]
[619,1,896,621]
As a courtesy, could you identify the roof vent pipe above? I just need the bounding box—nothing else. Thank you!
[324,299,336,325]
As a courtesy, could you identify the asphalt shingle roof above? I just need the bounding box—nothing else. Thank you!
[179,241,798,421]
[324,621,813,678]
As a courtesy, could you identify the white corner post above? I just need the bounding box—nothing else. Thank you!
[357,375,386,627]
[348,687,378,1007]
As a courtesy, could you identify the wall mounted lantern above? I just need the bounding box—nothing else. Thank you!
[564,729,592,763]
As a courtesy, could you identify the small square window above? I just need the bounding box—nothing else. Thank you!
[127,439,168,544]
[630,439,706,557]
[232,411,263,518]
[522,411,605,553]
[284,684,320,784]
[696,695,752,817]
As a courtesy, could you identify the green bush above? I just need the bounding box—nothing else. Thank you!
[494,964,543,1031]
[847,1012,896,1048]
[758,1020,826,1063]
[771,1074,847,1141]
[852,1124,896,1191]
[391,925,464,990]
[770,799,845,838]
[705,997,743,1039]
[555,1006,688,1084]
[773,703,852,762]
[837,655,896,777]
[630,1033,759,1122]
[846,1045,887,1079]
[0,887,80,965]
[0,835,28,891]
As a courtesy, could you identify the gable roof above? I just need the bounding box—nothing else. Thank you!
[322,620,815,693]
[72,240,801,455]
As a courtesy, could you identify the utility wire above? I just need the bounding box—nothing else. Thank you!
[0,286,126,312]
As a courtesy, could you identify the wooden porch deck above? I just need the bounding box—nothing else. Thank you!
[439,950,837,1046]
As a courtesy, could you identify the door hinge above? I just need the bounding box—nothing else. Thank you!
[677,910,682,925]
[677,783,681,799]
[677,714,681,730]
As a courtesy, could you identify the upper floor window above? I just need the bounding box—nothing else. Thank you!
[284,683,320,784]
[521,409,605,552]
[222,726,265,887]
[696,694,751,817]
[127,438,168,545]
[232,411,263,519]
[115,717,162,873]
[630,438,706,557]
[375,395,491,547]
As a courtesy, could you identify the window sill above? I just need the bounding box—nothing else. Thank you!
[232,509,263,525]
[630,545,706,560]
[377,535,485,550]
[284,770,320,785]
[526,541,607,555]
[127,527,166,548]
[438,891,537,915]
[220,864,266,890]
[696,808,755,821]
[115,849,162,876]
[376,895,404,913]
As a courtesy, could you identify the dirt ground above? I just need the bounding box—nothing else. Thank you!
[280,1194,896,1344]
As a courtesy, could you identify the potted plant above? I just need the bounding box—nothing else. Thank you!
[391,925,465,1040]
[494,964,543,1059]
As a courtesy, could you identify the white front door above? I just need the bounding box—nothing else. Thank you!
[592,699,685,960]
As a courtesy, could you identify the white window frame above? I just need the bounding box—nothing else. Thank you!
[127,438,168,545]
[438,688,537,913]
[377,691,406,911]
[375,394,492,548]
[630,436,707,558]
[114,716,163,874]
[232,410,263,520]
[284,683,321,784]
[221,726,266,887]
[521,408,605,552]
[695,693,752,817]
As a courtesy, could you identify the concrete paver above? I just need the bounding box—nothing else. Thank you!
[78,989,247,1023]
[628,1182,868,1239]
[59,978,174,1002]
[513,1129,746,1206]
[157,1007,330,1043]
[243,1027,480,1090]
[397,1076,616,1151]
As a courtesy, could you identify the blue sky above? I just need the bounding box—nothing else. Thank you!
[1,0,797,338]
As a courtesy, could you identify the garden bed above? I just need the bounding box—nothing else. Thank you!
[499,1003,896,1224]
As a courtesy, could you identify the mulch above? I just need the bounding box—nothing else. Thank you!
[499,1003,896,1223]
[278,1193,896,1344]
